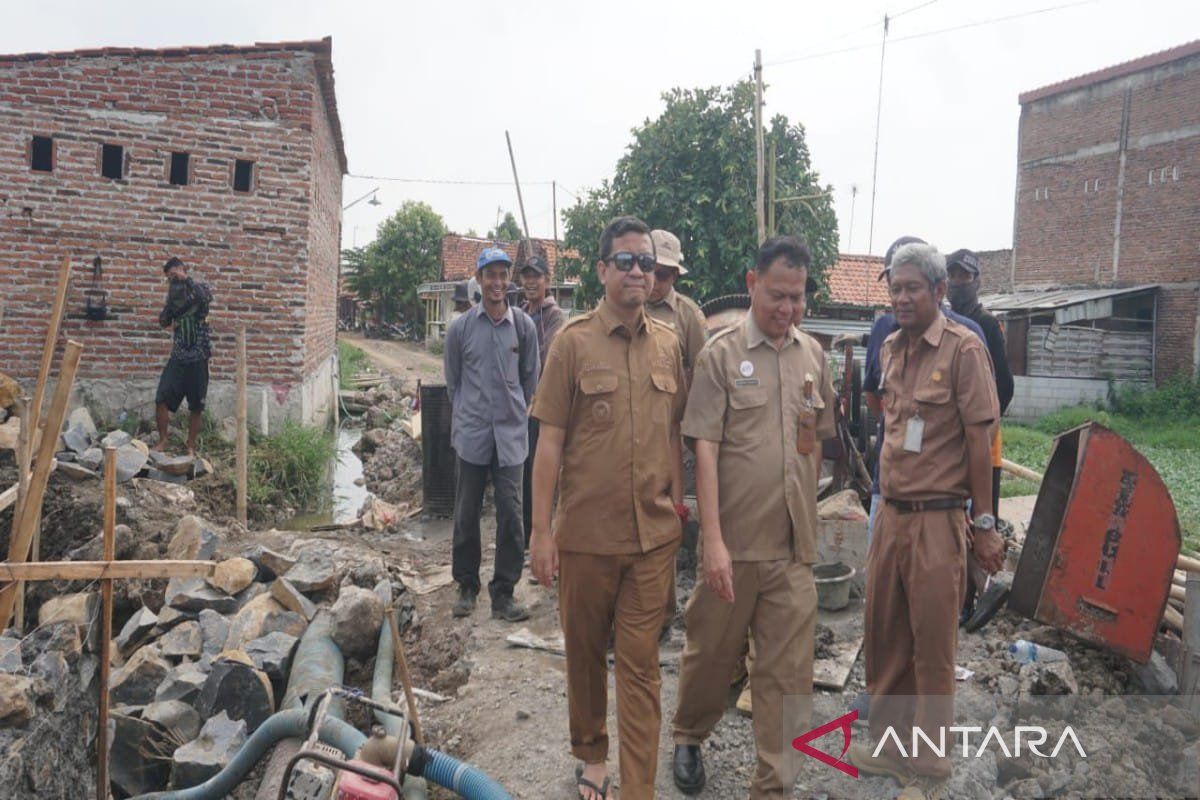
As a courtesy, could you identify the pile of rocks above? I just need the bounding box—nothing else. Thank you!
[51,408,212,485]
[356,428,422,509]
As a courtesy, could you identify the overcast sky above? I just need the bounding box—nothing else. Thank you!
[6,0,1198,259]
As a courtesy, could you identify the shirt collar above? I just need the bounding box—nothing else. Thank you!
[648,286,678,310]
[743,311,801,351]
[596,298,648,337]
[887,310,947,350]
[472,302,513,327]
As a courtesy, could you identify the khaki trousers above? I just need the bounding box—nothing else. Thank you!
[673,560,817,799]
[865,503,967,779]
[559,541,677,800]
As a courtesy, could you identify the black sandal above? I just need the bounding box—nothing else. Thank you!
[575,763,611,799]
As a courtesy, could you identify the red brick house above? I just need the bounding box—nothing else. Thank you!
[0,38,346,428]
[1009,39,1200,386]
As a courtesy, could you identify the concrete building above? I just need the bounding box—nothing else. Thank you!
[0,38,346,429]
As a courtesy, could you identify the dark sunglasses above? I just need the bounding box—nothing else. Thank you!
[653,268,675,282]
[606,252,656,272]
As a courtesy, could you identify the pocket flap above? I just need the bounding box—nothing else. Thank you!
[914,383,952,404]
[580,371,618,395]
[650,372,677,394]
[729,387,768,409]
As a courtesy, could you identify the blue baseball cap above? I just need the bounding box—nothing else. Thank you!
[477,247,512,272]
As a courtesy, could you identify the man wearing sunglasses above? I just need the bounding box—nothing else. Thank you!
[647,229,707,380]
[530,216,686,800]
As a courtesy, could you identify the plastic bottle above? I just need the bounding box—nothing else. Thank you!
[1009,639,1069,664]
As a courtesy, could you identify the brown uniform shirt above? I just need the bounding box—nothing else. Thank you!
[682,314,836,562]
[646,287,707,373]
[879,312,999,501]
[531,299,687,555]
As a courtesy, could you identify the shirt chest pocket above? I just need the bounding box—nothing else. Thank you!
[579,370,620,429]
[650,371,677,424]
[727,386,768,444]
[913,382,952,419]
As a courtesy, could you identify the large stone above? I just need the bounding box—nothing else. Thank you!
[171,711,247,789]
[283,549,340,594]
[115,607,159,656]
[78,447,104,472]
[197,609,230,658]
[248,546,296,580]
[0,636,22,673]
[160,621,203,659]
[150,451,195,476]
[155,606,196,633]
[60,424,92,455]
[69,523,135,562]
[143,699,202,743]
[330,586,385,661]
[167,515,221,561]
[111,712,172,797]
[1017,660,1079,718]
[115,442,150,482]
[206,557,258,596]
[39,592,99,649]
[58,461,98,481]
[109,646,171,706]
[100,430,132,449]
[0,673,35,725]
[1132,650,1178,695]
[68,406,98,437]
[165,577,237,614]
[223,593,306,651]
[148,468,189,484]
[195,657,274,734]
[154,661,209,705]
[270,578,317,621]
[234,581,269,610]
[244,631,299,687]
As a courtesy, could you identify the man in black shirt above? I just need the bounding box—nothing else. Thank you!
[154,257,213,456]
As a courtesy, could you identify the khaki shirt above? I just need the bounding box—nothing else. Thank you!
[531,300,686,555]
[646,287,707,373]
[879,313,999,501]
[683,314,836,562]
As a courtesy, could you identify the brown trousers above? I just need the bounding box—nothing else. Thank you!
[673,560,817,798]
[865,503,966,779]
[559,541,677,800]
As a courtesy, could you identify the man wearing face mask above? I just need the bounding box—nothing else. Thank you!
[945,249,1014,628]
[154,256,213,457]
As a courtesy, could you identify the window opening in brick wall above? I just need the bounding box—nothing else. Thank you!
[233,159,254,193]
[101,144,124,179]
[30,135,53,172]
[169,152,190,186]
[1172,166,1180,181]
[1034,187,1050,201]
[1083,178,1101,193]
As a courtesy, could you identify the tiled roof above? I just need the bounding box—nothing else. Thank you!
[824,253,889,308]
[440,234,577,281]
[0,38,347,173]
[1020,38,1200,105]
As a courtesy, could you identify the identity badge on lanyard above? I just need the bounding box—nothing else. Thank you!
[903,409,925,453]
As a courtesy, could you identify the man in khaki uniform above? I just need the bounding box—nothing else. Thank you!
[671,235,835,799]
[647,229,707,378]
[848,242,1003,799]
[529,215,687,800]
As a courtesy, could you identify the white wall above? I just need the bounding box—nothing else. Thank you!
[1006,375,1148,421]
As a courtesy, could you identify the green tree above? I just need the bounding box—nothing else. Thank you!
[488,211,524,242]
[562,81,838,306]
[343,200,447,326]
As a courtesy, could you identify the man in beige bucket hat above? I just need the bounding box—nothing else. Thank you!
[648,229,707,382]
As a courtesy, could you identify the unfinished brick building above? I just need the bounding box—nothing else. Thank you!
[0,38,346,428]
[1006,39,1200,393]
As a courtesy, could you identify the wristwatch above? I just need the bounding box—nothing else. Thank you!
[972,513,996,532]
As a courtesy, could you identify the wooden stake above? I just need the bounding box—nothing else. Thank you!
[0,340,83,629]
[385,606,422,746]
[97,447,116,800]
[13,397,31,631]
[0,560,214,581]
[29,256,73,442]
[754,49,765,246]
[236,327,248,527]
[767,140,777,237]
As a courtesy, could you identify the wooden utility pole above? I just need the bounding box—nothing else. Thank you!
[552,181,559,245]
[754,49,765,245]
[505,130,534,259]
[767,140,777,237]
[97,447,116,800]
[236,327,248,527]
[867,14,890,254]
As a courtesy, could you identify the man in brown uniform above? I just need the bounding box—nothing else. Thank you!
[529,215,687,800]
[647,229,707,379]
[671,235,834,799]
[848,242,1004,798]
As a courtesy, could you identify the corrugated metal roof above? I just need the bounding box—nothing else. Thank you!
[981,285,1157,325]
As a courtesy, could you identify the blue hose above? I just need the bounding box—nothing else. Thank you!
[416,747,513,800]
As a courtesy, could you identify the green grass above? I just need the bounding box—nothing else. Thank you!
[338,340,369,390]
[1003,407,1200,551]
[246,420,335,510]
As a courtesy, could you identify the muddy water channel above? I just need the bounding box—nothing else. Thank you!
[282,426,369,530]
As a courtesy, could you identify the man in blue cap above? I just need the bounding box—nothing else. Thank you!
[444,246,540,622]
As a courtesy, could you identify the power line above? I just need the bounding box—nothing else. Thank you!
[766,0,1096,67]
[347,172,555,186]
[766,0,941,67]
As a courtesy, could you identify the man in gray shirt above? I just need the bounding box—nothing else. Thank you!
[444,246,540,622]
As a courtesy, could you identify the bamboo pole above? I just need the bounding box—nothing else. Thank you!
[97,447,116,800]
[13,397,31,631]
[29,256,72,444]
[236,327,248,527]
[0,560,215,581]
[0,340,83,628]
[1000,458,1043,484]
[1164,604,1184,633]
[385,606,422,746]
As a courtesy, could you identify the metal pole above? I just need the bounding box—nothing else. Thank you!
[867,15,889,254]
[848,185,859,253]
[754,49,765,245]
[552,181,559,245]
[505,131,534,255]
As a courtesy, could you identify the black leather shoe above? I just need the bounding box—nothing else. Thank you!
[452,585,477,618]
[672,744,705,795]
[491,595,530,622]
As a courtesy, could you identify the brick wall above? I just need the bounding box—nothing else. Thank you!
[1014,47,1200,378]
[0,43,343,405]
[977,249,1012,294]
